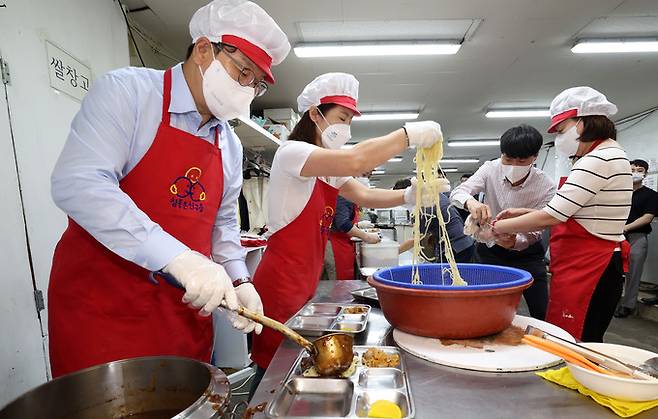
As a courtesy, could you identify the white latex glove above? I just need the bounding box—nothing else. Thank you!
[403,177,437,208]
[362,232,382,244]
[404,121,443,148]
[463,215,496,247]
[232,283,263,334]
[357,220,374,229]
[163,250,238,316]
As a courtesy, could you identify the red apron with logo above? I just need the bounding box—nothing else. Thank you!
[330,204,358,280]
[547,140,629,340]
[251,179,338,369]
[48,69,223,377]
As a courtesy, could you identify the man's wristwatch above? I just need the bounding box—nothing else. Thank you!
[232,277,253,288]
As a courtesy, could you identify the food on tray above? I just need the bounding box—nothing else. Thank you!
[411,141,467,286]
[344,306,368,314]
[362,348,400,368]
[302,355,359,378]
[337,324,359,332]
[368,400,402,418]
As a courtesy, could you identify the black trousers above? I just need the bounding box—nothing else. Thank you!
[475,243,548,320]
[582,252,624,342]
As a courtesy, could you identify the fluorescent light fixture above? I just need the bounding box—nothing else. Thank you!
[294,41,462,58]
[354,112,420,121]
[388,156,404,162]
[572,39,658,54]
[485,109,550,118]
[442,168,459,173]
[448,140,500,147]
[439,158,479,164]
[372,170,386,175]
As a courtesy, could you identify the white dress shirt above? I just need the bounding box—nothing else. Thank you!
[51,63,248,278]
[450,159,557,251]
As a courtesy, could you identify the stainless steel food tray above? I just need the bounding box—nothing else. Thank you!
[265,346,414,418]
[350,286,379,304]
[284,303,371,337]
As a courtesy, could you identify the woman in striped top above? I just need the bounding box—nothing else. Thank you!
[492,87,631,342]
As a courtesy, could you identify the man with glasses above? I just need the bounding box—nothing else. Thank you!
[47,0,290,377]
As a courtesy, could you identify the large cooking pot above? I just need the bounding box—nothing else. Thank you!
[0,356,230,419]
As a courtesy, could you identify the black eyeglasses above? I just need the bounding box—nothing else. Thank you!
[214,43,268,97]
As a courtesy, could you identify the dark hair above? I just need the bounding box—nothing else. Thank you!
[393,178,412,190]
[185,43,195,60]
[288,103,338,144]
[460,173,473,180]
[579,115,617,142]
[500,124,543,158]
[631,159,649,172]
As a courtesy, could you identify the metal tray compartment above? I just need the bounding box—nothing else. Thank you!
[285,303,371,337]
[266,346,414,418]
[349,286,379,304]
[269,378,353,417]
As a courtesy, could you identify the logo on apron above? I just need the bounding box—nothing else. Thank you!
[319,206,335,233]
[169,167,206,212]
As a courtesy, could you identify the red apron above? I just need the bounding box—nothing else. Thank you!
[547,140,629,340]
[251,179,338,369]
[48,69,223,377]
[330,204,358,280]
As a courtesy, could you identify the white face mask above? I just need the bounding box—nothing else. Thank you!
[315,110,352,149]
[502,163,532,184]
[199,55,254,121]
[555,121,580,158]
[632,172,645,183]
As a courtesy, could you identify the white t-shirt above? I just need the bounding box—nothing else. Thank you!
[266,141,351,236]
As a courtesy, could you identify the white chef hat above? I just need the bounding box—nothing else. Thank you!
[548,86,618,133]
[189,0,291,84]
[297,73,361,116]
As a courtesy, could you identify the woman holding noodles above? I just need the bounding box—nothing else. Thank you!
[249,72,442,391]
[491,87,631,342]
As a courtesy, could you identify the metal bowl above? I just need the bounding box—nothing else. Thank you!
[0,356,230,419]
[369,264,533,339]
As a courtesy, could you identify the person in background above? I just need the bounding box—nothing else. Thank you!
[329,177,382,280]
[249,72,442,395]
[47,0,288,377]
[456,174,474,221]
[615,159,658,315]
[396,178,475,263]
[492,86,631,342]
[450,124,556,320]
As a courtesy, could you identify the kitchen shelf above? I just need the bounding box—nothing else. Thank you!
[233,116,281,152]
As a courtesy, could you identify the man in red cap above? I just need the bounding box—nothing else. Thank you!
[48,0,290,377]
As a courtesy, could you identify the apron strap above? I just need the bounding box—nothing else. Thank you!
[162,69,173,126]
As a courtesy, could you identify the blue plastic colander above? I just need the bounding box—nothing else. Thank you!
[372,263,532,291]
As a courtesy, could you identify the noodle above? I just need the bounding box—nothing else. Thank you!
[411,141,467,286]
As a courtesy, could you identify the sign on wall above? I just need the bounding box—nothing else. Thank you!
[46,41,91,102]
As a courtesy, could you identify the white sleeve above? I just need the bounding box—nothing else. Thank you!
[276,141,319,178]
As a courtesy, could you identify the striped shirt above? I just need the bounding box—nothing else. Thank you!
[544,139,632,242]
[450,159,556,251]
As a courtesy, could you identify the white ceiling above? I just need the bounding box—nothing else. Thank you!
[125,0,658,187]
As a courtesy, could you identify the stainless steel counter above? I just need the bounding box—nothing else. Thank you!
[248,280,657,418]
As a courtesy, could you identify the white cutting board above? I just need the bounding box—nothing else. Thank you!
[393,315,575,372]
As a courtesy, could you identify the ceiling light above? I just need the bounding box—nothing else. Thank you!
[572,39,658,54]
[354,112,420,121]
[448,140,500,147]
[294,41,462,58]
[485,109,550,118]
[439,158,479,164]
[442,168,459,173]
[372,170,386,175]
[388,156,404,162]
